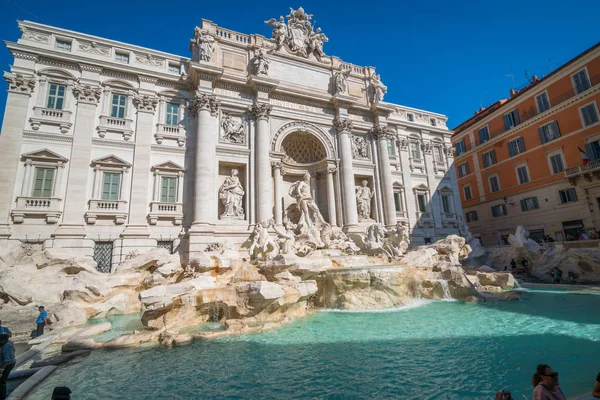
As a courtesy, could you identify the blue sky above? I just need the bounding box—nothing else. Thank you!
[1,0,599,128]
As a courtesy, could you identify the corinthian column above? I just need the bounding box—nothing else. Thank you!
[372,126,397,227]
[250,103,273,223]
[190,92,219,226]
[334,118,358,229]
[0,73,36,237]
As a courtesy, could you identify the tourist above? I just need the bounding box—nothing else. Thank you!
[532,364,566,400]
[35,306,48,337]
[0,321,11,338]
[567,271,577,284]
[520,258,529,274]
[582,232,589,240]
[510,259,517,271]
[593,372,600,398]
[553,268,563,284]
[51,386,72,400]
[494,389,512,399]
[0,334,16,400]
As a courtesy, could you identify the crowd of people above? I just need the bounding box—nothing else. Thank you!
[503,257,531,275]
[565,230,600,241]
[495,364,600,399]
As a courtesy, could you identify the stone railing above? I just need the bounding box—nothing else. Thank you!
[396,211,408,219]
[154,124,186,147]
[11,196,62,224]
[148,201,183,225]
[564,159,600,178]
[214,27,250,44]
[416,211,434,227]
[29,106,73,133]
[86,199,128,224]
[97,115,134,140]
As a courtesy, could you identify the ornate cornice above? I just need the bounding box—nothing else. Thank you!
[188,92,219,117]
[133,94,159,113]
[249,103,272,121]
[79,64,103,73]
[138,75,158,84]
[4,72,36,95]
[10,51,38,62]
[72,84,102,104]
[92,138,136,149]
[333,118,353,133]
[23,131,74,143]
[151,145,186,154]
[38,57,79,70]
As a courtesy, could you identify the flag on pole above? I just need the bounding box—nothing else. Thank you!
[578,146,589,165]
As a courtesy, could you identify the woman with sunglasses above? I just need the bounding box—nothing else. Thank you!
[532,364,566,400]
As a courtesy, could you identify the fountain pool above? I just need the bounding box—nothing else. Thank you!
[27,288,600,399]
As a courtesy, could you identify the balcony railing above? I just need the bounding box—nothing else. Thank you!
[86,199,128,224]
[29,106,73,133]
[416,211,434,227]
[154,124,186,147]
[459,74,600,154]
[97,115,134,140]
[148,201,183,225]
[564,158,600,181]
[11,196,62,224]
[396,211,408,219]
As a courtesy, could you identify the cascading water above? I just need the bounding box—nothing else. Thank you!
[437,279,452,300]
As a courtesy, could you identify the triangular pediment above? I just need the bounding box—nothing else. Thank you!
[413,183,429,192]
[91,155,131,168]
[438,185,453,193]
[21,149,68,163]
[392,181,404,188]
[151,161,184,172]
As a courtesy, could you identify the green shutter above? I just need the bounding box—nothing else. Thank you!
[32,168,54,198]
[102,173,120,200]
[161,177,177,203]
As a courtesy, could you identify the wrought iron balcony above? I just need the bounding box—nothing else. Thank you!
[86,199,128,224]
[29,106,73,133]
[148,201,183,225]
[11,196,62,224]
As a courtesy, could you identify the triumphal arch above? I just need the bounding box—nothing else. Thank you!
[0,7,459,267]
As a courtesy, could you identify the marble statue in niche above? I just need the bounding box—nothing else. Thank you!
[356,180,374,221]
[220,114,246,144]
[252,45,271,75]
[334,69,350,94]
[288,173,325,229]
[218,169,245,219]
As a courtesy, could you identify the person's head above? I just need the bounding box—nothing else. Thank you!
[38,306,44,312]
[51,386,72,400]
[532,364,558,388]
[0,319,3,326]
[0,334,9,345]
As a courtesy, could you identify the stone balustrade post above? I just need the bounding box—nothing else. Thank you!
[250,103,273,223]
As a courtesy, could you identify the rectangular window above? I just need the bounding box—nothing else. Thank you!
[538,121,561,144]
[491,204,507,217]
[55,39,72,51]
[102,172,120,201]
[516,165,529,184]
[503,109,520,131]
[559,188,578,203]
[110,94,127,119]
[585,140,600,161]
[573,69,591,94]
[168,64,180,74]
[394,192,403,212]
[46,83,66,110]
[115,52,129,63]
[458,162,470,177]
[441,195,451,213]
[465,211,478,222]
[417,194,427,212]
[463,185,472,201]
[160,177,177,203]
[508,137,526,157]
[430,118,437,127]
[581,103,599,127]
[407,113,414,122]
[455,139,466,156]
[387,141,395,156]
[549,153,565,174]
[535,92,551,113]
[32,167,54,198]
[520,197,539,211]
[165,103,179,126]
[410,142,421,160]
[482,150,497,168]
[433,146,444,162]
[489,175,500,193]
[478,126,490,144]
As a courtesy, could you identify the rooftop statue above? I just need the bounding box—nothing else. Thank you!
[265,7,327,60]
[191,27,215,62]
[334,69,350,94]
[370,73,387,104]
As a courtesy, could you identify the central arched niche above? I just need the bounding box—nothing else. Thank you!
[281,131,327,165]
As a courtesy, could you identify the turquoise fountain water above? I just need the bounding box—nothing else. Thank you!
[27,288,600,399]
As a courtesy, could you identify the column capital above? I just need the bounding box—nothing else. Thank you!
[421,140,433,154]
[72,83,102,105]
[188,92,219,117]
[326,165,338,174]
[249,103,272,121]
[133,94,159,113]
[398,138,410,151]
[333,118,353,134]
[370,126,394,140]
[4,72,36,95]
[445,145,455,158]
[271,160,282,170]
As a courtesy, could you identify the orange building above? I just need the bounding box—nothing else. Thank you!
[451,43,600,245]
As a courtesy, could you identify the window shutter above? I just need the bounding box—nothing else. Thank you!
[518,137,526,152]
[42,169,54,197]
[502,204,507,215]
[570,188,578,201]
[551,121,560,138]
[533,197,539,209]
[503,115,510,131]
[33,169,44,197]
[491,150,496,164]
[513,110,520,126]
[508,142,515,157]
[585,143,595,161]
[482,154,488,168]
[520,199,526,211]
[538,127,547,144]
[161,178,168,202]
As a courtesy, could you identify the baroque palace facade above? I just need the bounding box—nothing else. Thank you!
[0,9,459,269]
[452,43,600,245]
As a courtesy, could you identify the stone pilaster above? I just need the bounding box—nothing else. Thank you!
[372,126,397,227]
[397,130,417,227]
[422,136,443,229]
[53,83,102,254]
[0,72,36,238]
[326,165,337,227]
[250,103,273,223]
[334,118,359,230]
[271,161,283,225]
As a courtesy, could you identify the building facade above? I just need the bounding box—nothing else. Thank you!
[1,11,458,270]
[451,44,600,245]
